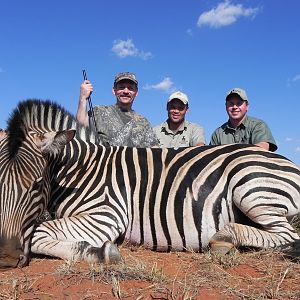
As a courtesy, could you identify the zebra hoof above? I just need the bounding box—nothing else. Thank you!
[101,241,122,264]
[17,254,30,267]
[86,241,122,264]
[209,240,234,255]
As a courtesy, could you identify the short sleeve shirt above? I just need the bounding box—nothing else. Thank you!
[210,115,277,151]
[153,120,205,148]
[89,104,159,147]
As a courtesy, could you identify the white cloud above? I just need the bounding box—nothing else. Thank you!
[197,1,260,28]
[285,137,293,142]
[296,147,300,153]
[143,77,175,92]
[112,39,152,60]
[186,28,193,36]
[292,74,300,82]
[287,74,300,87]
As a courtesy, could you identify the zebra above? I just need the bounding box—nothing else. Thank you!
[0,99,119,267]
[1,99,300,268]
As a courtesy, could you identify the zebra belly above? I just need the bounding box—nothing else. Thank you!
[124,193,232,251]
[125,219,214,252]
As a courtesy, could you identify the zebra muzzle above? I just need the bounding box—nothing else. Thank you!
[0,236,24,268]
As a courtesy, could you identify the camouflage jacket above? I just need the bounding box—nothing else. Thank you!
[89,104,159,147]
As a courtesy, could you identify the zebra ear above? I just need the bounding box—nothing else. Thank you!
[36,130,76,155]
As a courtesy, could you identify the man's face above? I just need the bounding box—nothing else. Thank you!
[113,80,138,106]
[226,96,248,121]
[167,99,188,124]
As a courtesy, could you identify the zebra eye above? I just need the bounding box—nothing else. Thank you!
[29,131,42,137]
[36,133,46,141]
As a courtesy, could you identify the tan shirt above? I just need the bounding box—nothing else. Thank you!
[153,120,205,148]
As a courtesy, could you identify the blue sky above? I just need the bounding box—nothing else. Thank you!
[1,0,300,165]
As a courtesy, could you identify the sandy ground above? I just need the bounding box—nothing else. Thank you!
[1,245,300,299]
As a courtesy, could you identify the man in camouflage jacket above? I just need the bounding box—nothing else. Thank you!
[76,72,159,147]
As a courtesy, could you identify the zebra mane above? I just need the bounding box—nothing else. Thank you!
[6,99,97,157]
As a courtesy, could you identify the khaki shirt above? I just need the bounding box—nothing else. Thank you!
[153,120,205,148]
[210,115,277,152]
[89,104,159,147]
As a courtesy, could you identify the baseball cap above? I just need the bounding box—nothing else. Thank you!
[226,88,248,102]
[168,91,189,105]
[114,72,138,86]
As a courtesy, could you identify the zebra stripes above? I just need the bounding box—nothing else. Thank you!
[0,99,97,267]
[33,136,300,256]
[1,99,300,267]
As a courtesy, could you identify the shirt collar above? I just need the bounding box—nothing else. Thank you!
[161,120,187,134]
[225,115,248,131]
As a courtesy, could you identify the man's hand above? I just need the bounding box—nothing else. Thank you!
[77,80,94,127]
[80,80,93,101]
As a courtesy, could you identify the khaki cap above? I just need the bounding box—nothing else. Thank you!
[226,88,248,101]
[114,72,138,85]
[168,91,189,105]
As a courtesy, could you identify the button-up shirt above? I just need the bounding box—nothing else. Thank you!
[153,120,205,148]
[210,115,277,151]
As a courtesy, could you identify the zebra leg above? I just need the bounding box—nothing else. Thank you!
[209,217,300,254]
[210,183,300,254]
[31,238,121,264]
[30,217,124,264]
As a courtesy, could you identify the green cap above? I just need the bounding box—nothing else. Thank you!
[226,88,248,101]
[114,72,138,85]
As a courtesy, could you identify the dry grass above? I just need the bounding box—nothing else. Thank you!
[202,249,300,299]
[15,248,300,299]
[53,253,169,299]
[0,275,44,300]
[1,237,300,299]
[0,249,300,300]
